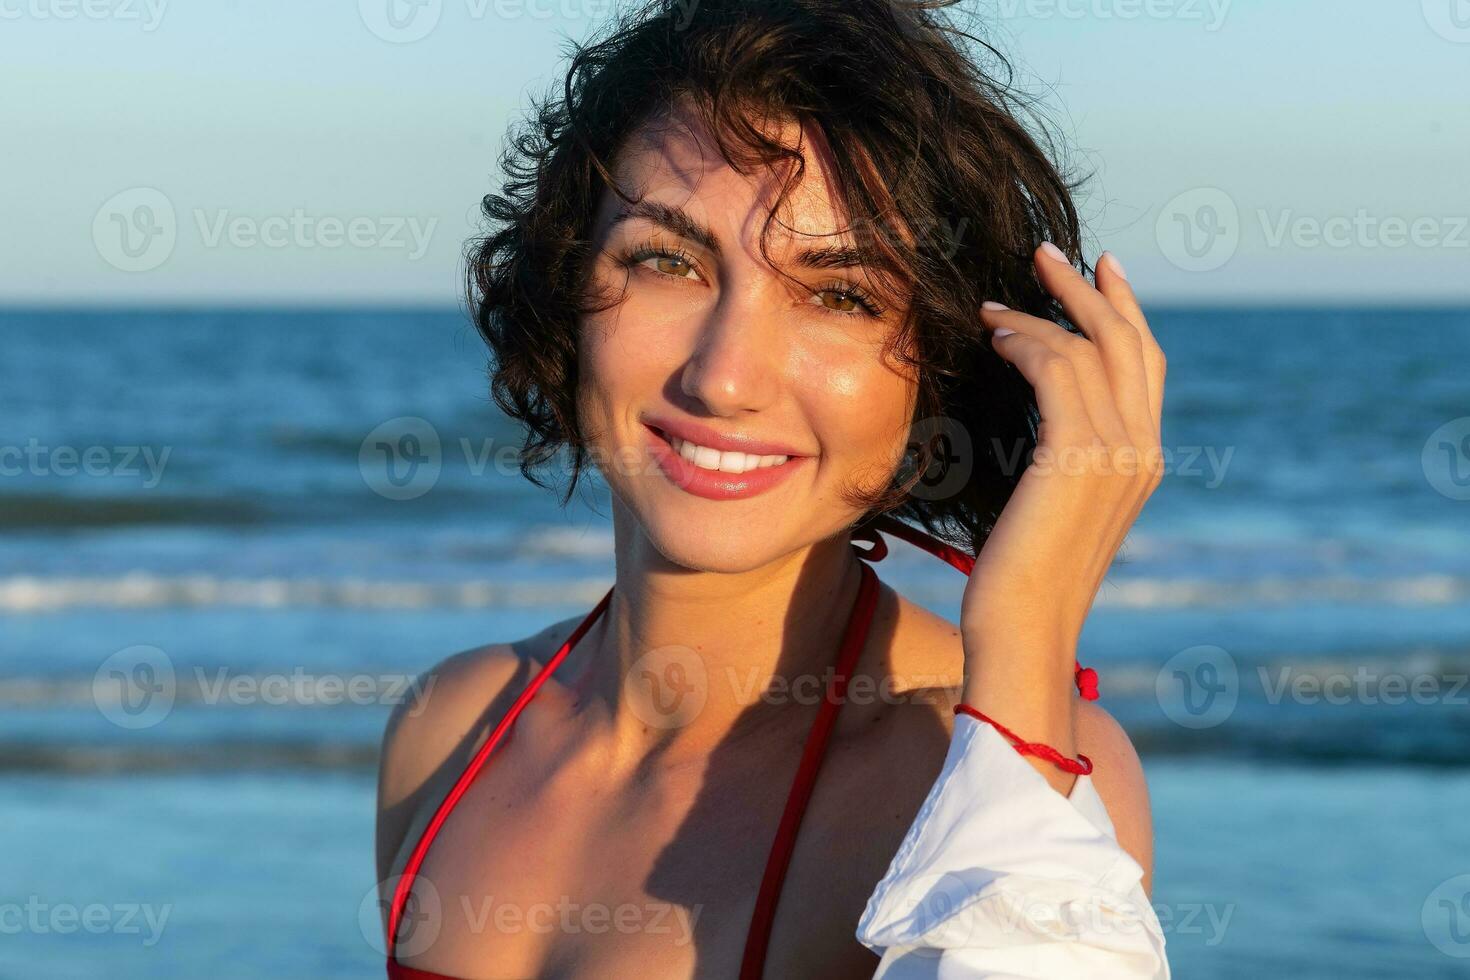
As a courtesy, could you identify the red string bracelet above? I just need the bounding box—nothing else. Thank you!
[1074,663,1099,701]
[953,703,1094,775]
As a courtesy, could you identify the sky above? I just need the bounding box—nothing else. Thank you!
[3,0,1467,306]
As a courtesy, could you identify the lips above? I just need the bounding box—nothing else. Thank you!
[642,423,809,501]
[642,413,810,459]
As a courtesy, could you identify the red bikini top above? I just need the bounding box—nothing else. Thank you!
[384,515,1099,979]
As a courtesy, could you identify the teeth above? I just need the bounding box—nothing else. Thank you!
[669,435,789,473]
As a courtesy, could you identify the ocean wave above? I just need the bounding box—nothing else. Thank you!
[2,571,1467,612]
[4,647,1468,775]
[0,493,269,529]
[0,671,436,708]
[1,724,1463,774]
[0,574,615,612]
[1078,649,1470,695]
[9,650,1466,704]
[0,742,379,774]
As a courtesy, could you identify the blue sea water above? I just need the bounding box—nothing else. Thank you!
[1,307,1467,978]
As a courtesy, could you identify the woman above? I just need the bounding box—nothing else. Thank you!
[377,0,1170,976]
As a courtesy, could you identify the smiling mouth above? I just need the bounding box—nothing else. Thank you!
[648,426,792,474]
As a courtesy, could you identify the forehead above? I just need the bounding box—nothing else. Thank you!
[602,100,856,249]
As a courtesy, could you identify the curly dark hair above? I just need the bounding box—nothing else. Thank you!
[466,0,1092,558]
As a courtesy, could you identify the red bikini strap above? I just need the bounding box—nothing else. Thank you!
[739,558,880,980]
[385,585,614,960]
[853,516,1100,701]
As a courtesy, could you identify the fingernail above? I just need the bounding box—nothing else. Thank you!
[992,327,1015,338]
[1039,240,1068,264]
[981,301,1009,311]
[1101,251,1128,281]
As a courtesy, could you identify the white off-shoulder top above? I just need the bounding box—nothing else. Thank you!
[855,713,1171,978]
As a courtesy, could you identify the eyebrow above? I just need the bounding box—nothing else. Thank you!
[608,200,869,271]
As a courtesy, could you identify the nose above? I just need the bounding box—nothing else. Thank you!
[678,283,783,416]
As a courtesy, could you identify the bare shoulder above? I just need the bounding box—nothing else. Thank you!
[373,613,586,881]
[835,584,965,764]
[1075,699,1156,894]
[868,583,968,705]
[865,584,1156,892]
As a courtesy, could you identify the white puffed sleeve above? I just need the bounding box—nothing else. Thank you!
[855,713,1170,978]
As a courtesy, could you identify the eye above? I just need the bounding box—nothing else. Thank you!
[812,281,886,318]
[626,243,704,282]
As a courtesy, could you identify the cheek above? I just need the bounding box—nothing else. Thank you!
[575,296,687,446]
[582,279,694,381]
[796,348,916,468]
[575,315,624,446]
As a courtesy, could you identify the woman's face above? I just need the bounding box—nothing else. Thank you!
[577,104,918,573]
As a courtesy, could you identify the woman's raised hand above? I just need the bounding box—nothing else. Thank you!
[959,243,1167,792]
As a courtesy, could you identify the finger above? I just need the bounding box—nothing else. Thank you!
[1095,251,1166,440]
[985,324,1096,448]
[981,303,1129,446]
[1094,251,1149,332]
[1033,243,1154,442]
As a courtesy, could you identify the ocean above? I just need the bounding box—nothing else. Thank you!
[1,307,1467,978]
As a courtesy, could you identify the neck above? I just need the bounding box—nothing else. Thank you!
[569,499,869,773]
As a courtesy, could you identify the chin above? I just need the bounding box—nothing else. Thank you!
[635,501,798,574]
